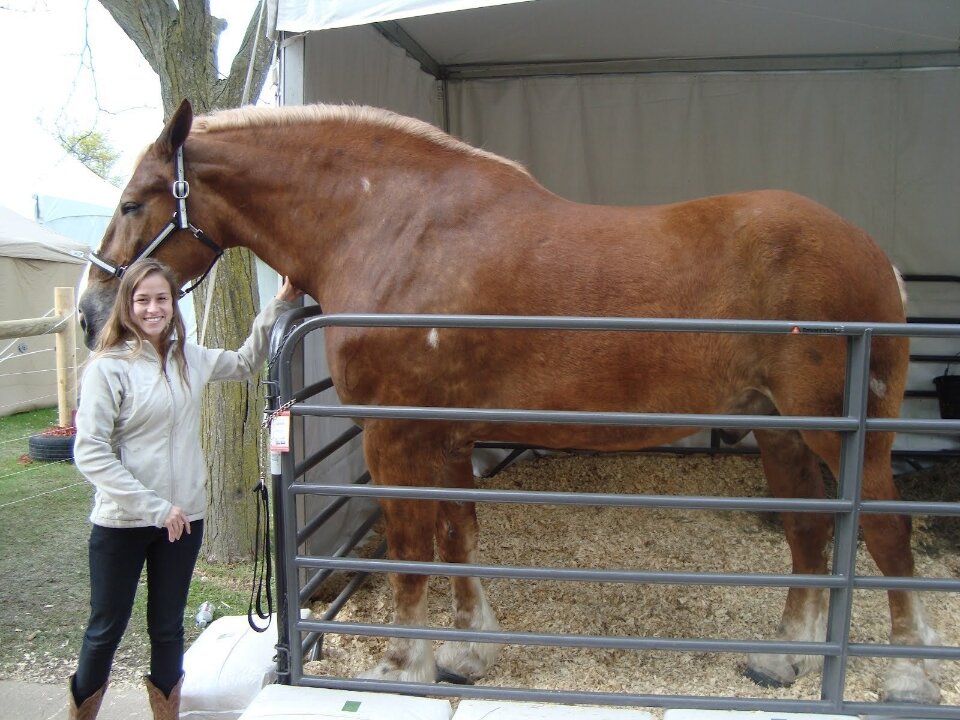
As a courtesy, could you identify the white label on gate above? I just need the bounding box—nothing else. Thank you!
[270,410,291,453]
[270,451,282,475]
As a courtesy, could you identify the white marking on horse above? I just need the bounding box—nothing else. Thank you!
[436,580,502,679]
[870,376,887,398]
[427,328,439,349]
[360,177,371,193]
[883,597,941,701]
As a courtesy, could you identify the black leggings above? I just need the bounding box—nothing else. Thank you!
[73,521,204,702]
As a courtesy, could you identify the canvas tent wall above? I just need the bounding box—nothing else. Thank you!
[0,205,88,418]
[272,0,960,550]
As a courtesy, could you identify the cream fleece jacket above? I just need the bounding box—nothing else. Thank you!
[74,298,293,528]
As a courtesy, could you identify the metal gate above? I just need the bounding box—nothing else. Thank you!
[265,309,960,718]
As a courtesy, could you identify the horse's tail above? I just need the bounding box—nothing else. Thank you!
[893,265,908,315]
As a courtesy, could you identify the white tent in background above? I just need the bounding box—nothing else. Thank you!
[0,115,120,247]
[0,205,88,418]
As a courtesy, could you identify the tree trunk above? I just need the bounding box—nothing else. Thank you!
[194,249,266,561]
[97,0,276,561]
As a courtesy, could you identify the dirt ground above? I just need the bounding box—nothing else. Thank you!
[305,453,960,707]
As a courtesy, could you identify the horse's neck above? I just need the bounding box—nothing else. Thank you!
[195,125,529,312]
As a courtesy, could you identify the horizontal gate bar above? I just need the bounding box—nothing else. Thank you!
[288,483,960,518]
[297,618,960,661]
[292,404,859,430]
[302,313,960,338]
[288,482,852,511]
[299,618,838,655]
[862,499,960,516]
[294,675,960,718]
[296,556,960,592]
[294,555,847,588]
[867,417,960,434]
[288,402,960,434]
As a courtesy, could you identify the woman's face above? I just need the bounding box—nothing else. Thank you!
[130,272,174,346]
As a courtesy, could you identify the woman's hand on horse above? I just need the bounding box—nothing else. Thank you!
[163,506,191,542]
[277,276,305,303]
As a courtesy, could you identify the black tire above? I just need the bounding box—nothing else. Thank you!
[28,433,75,462]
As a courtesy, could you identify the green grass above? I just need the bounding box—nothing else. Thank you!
[0,408,252,684]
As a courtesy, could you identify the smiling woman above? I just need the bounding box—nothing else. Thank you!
[65,258,302,719]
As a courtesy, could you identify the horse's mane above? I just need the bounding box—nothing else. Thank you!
[192,104,529,176]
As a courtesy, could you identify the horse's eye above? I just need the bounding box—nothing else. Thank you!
[121,202,141,215]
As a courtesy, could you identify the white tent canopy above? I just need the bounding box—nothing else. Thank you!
[0,205,89,264]
[274,0,532,33]
[274,0,960,72]
[0,115,120,248]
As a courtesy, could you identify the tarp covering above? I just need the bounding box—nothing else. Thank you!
[275,0,530,33]
[275,0,960,64]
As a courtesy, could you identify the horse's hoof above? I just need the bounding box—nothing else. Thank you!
[436,666,474,685]
[358,661,437,684]
[744,657,799,688]
[435,640,500,681]
[883,675,941,705]
[744,667,788,688]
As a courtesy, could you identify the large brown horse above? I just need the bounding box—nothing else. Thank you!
[78,100,941,704]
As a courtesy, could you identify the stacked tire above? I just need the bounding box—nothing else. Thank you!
[28,430,75,462]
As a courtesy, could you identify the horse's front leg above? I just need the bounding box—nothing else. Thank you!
[358,423,439,683]
[434,450,502,681]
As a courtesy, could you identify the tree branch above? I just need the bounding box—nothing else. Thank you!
[97,0,176,78]
[223,0,276,106]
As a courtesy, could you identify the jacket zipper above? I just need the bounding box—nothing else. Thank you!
[158,349,178,509]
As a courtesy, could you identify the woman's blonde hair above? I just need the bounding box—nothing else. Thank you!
[94,259,190,384]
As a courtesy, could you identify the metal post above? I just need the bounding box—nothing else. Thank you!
[54,287,78,427]
[820,330,872,707]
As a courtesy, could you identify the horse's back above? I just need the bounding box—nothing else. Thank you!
[529,188,904,325]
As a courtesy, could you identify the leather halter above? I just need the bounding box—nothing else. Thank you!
[88,146,223,298]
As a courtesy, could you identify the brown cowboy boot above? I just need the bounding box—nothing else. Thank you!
[144,673,183,720]
[67,675,107,720]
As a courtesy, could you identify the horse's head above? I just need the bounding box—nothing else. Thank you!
[79,99,223,349]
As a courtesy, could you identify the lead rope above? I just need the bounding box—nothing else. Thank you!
[248,397,297,632]
[248,467,273,632]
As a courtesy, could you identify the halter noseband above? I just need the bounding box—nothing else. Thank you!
[89,146,224,299]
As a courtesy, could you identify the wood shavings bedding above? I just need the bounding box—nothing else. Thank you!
[306,453,960,707]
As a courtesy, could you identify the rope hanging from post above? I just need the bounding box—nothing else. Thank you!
[248,475,273,632]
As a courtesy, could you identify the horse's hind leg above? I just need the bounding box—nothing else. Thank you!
[358,422,439,683]
[855,438,940,704]
[746,428,833,687]
[434,448,502,681]
[750,427,942,703]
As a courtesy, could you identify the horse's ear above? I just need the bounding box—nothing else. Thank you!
[154,99,194,159]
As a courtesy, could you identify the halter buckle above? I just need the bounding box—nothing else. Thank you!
[172,179,190,200]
